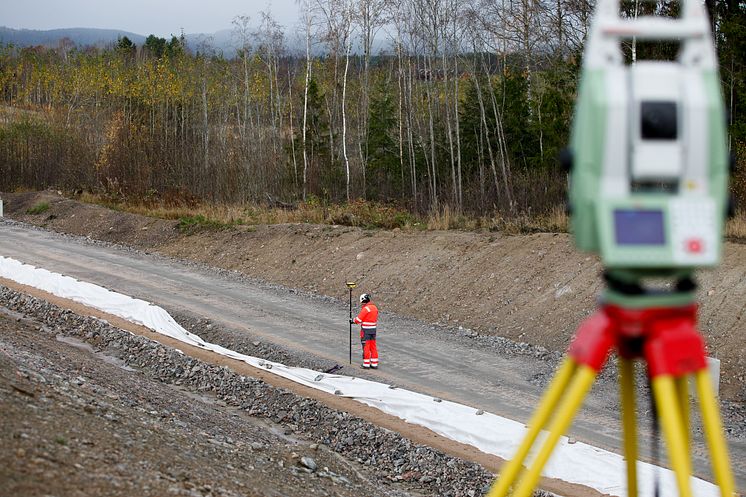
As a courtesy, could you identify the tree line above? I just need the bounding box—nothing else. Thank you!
[0,0,743,217]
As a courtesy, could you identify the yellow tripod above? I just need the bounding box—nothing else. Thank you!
[488,302,736,497]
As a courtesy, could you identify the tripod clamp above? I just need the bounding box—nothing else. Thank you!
[569,302,705,378]
[603,271,698,297]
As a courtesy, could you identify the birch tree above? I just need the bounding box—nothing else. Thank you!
[354,0,390,194]
[297,0,315,200]
[317,0,356,201]
[231,15,253,138]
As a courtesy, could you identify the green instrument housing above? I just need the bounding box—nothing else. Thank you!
[567,3,729,294]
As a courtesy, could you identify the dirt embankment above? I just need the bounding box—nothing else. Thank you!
[3,191,745,402]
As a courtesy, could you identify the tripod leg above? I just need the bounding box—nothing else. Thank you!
[651,375,694,497]
[675,376,690,455]
[694,370,736,497]
[510,364,597,497]
[487,359,577,497]
[620,358,638,497]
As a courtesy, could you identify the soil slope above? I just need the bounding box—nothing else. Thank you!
[3,191,745,402]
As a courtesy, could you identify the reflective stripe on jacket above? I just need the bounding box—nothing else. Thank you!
[354,302,378,330]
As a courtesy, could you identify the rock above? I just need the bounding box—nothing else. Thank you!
[300,456,317,471]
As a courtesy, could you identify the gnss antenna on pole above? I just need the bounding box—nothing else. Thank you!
[346,281,357,365]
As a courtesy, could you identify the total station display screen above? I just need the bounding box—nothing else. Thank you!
[614,209,666,245]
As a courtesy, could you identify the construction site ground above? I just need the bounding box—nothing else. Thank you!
[1,190,745,496]
[4,191,745,402]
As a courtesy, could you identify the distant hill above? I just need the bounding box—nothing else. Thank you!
[0,25,381,57]
[0,26,250,56]
[0,26,146,48]
[183,29,240,56]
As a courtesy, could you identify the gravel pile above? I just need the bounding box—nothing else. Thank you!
[2,286,553,497]
[2,311,409,496]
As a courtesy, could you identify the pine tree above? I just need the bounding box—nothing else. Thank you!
[366,78,400,199]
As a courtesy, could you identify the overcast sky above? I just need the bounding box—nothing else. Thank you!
[2,0,301,36]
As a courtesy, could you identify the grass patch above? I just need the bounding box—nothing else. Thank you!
[426,204,569,233]
[239,198,423,229]
[75,192,577,234]
[490,205,569,235]
[176,214,243,234]
[325,200,421,229]
[27,201,50,215]
[46,191,746,243]
[726,209,746,240]
[78,192,425,231]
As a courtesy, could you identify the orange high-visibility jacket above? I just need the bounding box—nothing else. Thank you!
[354,302,378,330]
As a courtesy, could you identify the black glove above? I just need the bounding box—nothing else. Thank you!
[349,319,355,325]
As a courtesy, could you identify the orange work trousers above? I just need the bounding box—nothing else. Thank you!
[360,329,378,368]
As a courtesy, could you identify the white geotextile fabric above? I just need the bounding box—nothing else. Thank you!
[0,255,721,497]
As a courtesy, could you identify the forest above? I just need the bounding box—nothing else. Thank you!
[0,0,744,222]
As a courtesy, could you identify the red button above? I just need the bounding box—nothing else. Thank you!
[686,238,703,253]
